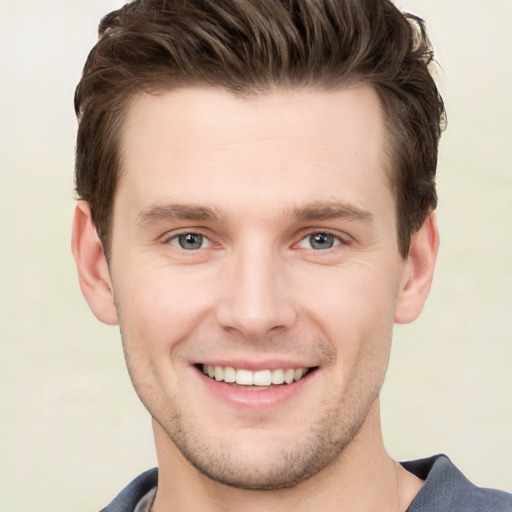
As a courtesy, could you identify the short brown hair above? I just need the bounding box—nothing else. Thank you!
[75,0,445,258]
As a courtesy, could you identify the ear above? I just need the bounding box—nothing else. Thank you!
[394,211,440,324]
[71,201,118,325]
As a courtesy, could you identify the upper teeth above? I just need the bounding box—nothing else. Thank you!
[202,365,308,386]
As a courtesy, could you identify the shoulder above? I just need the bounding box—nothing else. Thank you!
[99,468,158,512]
[403,454,512,512]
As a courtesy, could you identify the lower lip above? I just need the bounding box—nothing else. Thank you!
[195,368,317,409]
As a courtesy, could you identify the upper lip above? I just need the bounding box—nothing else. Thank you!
[194,359,317,371]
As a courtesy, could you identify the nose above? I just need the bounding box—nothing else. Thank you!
[215,246,297,339]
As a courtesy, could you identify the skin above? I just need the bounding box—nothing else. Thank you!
[72,86,439,511]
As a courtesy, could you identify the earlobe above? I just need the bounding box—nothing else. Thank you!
[71,201,119,325]
[394,211,440,324]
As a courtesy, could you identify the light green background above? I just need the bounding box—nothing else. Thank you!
[0,1,511,510]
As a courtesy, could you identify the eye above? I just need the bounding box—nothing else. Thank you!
[298,232,341,250]
[169,232,210,250]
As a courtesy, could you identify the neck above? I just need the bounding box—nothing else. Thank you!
[151,400,422,512]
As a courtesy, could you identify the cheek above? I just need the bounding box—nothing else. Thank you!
[113,270,208,409]
[297,263,398,367]
[112,264,217,357]
[300,262,399,328]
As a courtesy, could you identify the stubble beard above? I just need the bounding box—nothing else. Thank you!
[118,317,389,491]
[151,380,382,490]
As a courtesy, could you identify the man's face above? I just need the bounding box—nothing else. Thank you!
[106,86,410,488]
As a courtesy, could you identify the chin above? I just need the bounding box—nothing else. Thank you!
[156,398,370,490]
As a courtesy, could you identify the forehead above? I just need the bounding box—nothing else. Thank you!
[116,86,394,224]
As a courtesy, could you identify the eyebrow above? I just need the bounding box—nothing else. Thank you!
[135,200,373,226]
[290,201,373,223]
[136,204,224,225]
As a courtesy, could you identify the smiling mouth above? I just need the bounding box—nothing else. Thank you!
[199,364,315,389]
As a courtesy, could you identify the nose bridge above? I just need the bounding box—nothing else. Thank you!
[216,239,296,338]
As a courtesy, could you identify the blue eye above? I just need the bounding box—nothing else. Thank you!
[299,232,340,250]
[171,233,207,250]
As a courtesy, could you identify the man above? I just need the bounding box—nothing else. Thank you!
[71,0,512,510]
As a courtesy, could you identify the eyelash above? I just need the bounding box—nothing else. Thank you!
[296,230,344,251]
[164,229,346,252]
[166,231,212,251]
